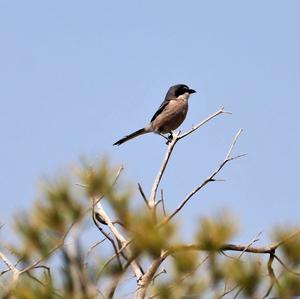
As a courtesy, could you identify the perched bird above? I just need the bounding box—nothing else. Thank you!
[113,84,196,145]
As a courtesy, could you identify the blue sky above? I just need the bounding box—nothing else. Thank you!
[1,1,300,245]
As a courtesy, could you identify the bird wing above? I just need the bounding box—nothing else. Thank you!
[150,98,171,122]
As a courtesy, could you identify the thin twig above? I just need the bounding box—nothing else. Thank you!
[233,287,243,299]
[161,129,244,225]
[238,231,262,258]
[225,129,243,160]
[84,237,107,269]
[148,107,229,209]
[90,165,126,270]
[148,255,210,299]
[95,202,143,280]
[178,107,231,139]
[263,254,279,299]
[135,252,168,299]
[273,254,300,277]
[92,198,123,270]
[222,232,262,295]
[138,183,149,208]
[0,250,19,282]
[152,268,167,284]
[149,131,179,208]
[160,189,167,217]
[271,228,300,250]
[219,285,239,298]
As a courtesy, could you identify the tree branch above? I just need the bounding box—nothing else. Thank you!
[92,197,123,271]
[148,107,230,209]
[95,202,143,281]
[149,131,179,208]
[138,183,149,208]
[0,250,20,282]
[178,107,231,140]
[161,129,244,225]
[135,252,168,299]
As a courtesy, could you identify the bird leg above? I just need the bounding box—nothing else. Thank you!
[157,132,173,145]
[166,132,174,145]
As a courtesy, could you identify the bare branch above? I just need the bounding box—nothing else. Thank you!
[160,189,167,217]
[273,254,300,277]
[152,268,167,284]
[178,107,231,140]
[162,129,244,225]
[0,250,19,282]
[138,183,149,208]
[135,252,168,299]
[149,107,229,209]
[238,231,262,258]
[225,129,243,160]
[220,243,272,254]
[95,201,143,281]
[271,227,300,250]
[92,198,123,271]
[149,131,179,208]
[113,165,124,184]
[263,254,279,299]
[233,287,243,299]
[219,285,239,299]
[84,237,107,269]
[160,243,274,257]
[148,256,210,299]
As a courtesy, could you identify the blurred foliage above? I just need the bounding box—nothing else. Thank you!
[224,258,262,296]
[12,179,85,264]
[196,212,237,251]
[128,211,175,257]
[1,159,300,299]
[274,227,300,266]
[172,250,198,274]
[277,272,300,298]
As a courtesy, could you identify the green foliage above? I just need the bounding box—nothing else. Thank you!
[277,272,300,298]
[1,159,300,299]
[224,258,262,296]
[12,178,84,262]
[196,212,237,251]
[172,250,198,274]
[80,159,119,199]
[154,278,205,299]
[128,211,175,257]
[275,227,300,266]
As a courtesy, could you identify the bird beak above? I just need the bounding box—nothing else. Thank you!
[188,89,196,94]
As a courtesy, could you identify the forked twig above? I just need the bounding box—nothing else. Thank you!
[148,107,230,209]
[161,129,244,225]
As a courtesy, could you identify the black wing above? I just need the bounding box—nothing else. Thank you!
[150,98,170,122]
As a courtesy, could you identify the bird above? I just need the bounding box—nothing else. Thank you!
[113,84,196,146]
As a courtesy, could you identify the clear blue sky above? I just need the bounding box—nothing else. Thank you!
[1,1,299,244]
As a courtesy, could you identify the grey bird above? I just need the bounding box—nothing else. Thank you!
[113,84,196,146]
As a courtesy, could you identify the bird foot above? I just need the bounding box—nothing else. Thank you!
[166,132,173,145]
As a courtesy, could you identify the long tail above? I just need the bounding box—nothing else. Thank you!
[113,128,148,146]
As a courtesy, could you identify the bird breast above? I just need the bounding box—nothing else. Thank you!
[151,98,189,134]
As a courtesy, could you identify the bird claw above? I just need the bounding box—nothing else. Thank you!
[166,132,173,145]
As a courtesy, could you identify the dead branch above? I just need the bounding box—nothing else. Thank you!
[92,197,123,270]
[161,129,244,225]
[138,183,149,208]
[178,107,231,140]
[148,107,230,209]
[95,202,143,281]
[149,131,179,208]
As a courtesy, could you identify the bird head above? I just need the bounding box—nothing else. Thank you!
[166,84,196,99]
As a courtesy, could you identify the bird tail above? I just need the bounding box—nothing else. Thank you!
[113,128,148,146]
